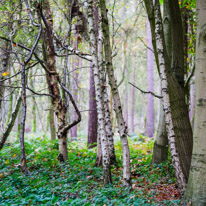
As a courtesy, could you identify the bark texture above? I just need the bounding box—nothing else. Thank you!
[144,0,187,193]
[41,1,69,161]
[98,27,116,164]
[183,1,206,204]
[144,0,193,184]
[87,0,111,185]
[99,0,131,186]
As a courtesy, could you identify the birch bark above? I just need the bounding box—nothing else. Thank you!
[147,0,187,193]
[87,0,111,184]
[99,0,131,186]
[144,0,193,183]
[98,26,116,164]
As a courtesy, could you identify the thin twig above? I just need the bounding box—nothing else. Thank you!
[128,82,162,99]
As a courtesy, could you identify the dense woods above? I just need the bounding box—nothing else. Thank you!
[0,0,205,205]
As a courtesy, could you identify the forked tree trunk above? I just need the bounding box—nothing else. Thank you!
[41,0,69,161]
[183,0,206,204]
[87,0,111,185]
[99,0,131,186]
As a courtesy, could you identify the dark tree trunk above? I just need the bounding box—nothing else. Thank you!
[88,62,98,148]
[70,30,79,139]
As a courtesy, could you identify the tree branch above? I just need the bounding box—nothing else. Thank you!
[128,82,162,98]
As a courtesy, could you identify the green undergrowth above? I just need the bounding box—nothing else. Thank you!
[0,135,180,205]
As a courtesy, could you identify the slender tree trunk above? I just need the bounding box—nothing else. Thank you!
[95,131,102,166]
[30,73,36,133]
[50,103,56,140]
[183,1,206,204]
[152,0,170,164]
[98,27,116,164]
[6,90,13,127]
[0,41,9,112]
[130,69,135,133]
[87,0,111,185]
[17,106,22,139]
[99,0,131,186]
[88,62,98,148]
[70,30,79,139]
[189,80,195,123]
[146,20,154,137]
[87,0,98,148]
[0,90,22,150]
[123,40,128,127]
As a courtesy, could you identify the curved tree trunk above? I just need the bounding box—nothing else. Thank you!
[41,0,69,161]
[183,0,206,204]
[0,90,22,150]
[70,30,79,139]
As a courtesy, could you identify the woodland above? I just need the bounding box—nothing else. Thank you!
[0,0,205,205]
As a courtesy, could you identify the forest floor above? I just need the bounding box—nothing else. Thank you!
[0,133,180,205]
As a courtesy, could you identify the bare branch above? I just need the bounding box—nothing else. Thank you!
[128,82,162,99]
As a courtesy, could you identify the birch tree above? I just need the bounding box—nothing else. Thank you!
[99,0,131,186]
[144,0,186,193]
[87,0,112,185]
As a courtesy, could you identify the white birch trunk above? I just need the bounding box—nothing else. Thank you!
[87,0,111,185]
[153,0,186,193]
[98,26,116,164]
[99,0,131,186]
